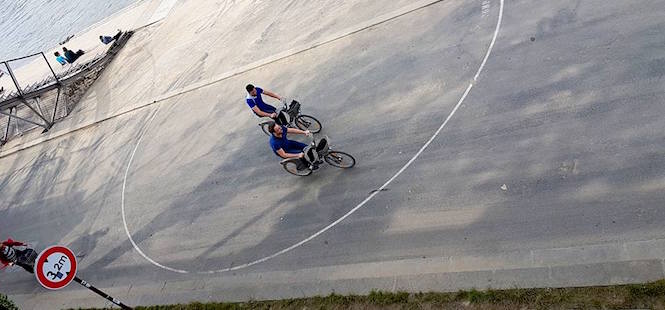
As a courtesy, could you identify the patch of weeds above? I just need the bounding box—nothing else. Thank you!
[74,279,665,310]
[627,279,665,299]
[0,293,19,310]
[367,290,410,305]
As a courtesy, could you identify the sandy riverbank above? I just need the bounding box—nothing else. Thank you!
[0,0,153,95]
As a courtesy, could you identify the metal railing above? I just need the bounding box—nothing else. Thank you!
[0,31,134,146]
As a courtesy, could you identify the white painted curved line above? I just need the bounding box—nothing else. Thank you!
[121,0,505,274]
[121,110,188,274]
[474,0,504,82]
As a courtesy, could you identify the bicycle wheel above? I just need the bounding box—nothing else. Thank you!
[324,151,355,168]
[282,159,313,176]
[295,115,322,133]
[259,122,271,135]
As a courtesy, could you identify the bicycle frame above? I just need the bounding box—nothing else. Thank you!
[258,100,299,129]
[279,135,355,175]
[303,136,330,165]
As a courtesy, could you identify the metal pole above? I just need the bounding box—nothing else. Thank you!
[34,97,45,118]
[73,277,132,310]
[41,52,60,84]
[63,93,71,116]
[19,98,51,129]
[51,87,61,124]
[12,107,19,135]
[0,109,46,128]
[2,107,12,144]
[4,51,44,62]
[3,62,23,97]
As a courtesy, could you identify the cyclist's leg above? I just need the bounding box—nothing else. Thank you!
[284,140,307,153]
[284,140,310,169]
[255,105,277,118]
[264,104,277,114]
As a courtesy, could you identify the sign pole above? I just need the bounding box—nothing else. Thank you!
[73,277,132,310]
[35,245,133,309]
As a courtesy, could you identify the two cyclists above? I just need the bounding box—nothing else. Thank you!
[245,83,353,174]
[246,84,310,165]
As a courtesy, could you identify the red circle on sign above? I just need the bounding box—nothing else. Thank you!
[34,246,77,290]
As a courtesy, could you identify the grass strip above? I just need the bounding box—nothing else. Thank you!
[73,279,665,310]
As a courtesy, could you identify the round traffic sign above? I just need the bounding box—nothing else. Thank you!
[34,246,77,290]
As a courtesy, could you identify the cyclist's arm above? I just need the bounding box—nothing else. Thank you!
[252,106,276,118]
[286,128,309,135]
[263,90,282,101]
[276,148,303,159]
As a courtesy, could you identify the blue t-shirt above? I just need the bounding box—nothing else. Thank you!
[270,126,308,156]
[101,36,114,44]
[269,126,289,155]
[56,56,67,65]
[246,87,276,113]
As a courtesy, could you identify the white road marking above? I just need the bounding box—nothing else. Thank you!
[121,0,505,274]
[121,110,188,274]
[475,0,503,81]
[482,0,491,18]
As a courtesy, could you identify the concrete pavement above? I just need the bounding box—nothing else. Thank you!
[1,0,665,308]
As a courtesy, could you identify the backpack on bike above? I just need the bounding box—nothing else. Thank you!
[287,100,301,117]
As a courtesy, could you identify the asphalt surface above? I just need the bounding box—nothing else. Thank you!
[1,0,665,308]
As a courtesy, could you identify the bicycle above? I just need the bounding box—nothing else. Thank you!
[259,100,322,135]
[280,135,355,176]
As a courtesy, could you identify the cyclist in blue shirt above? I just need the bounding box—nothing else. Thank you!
[246,84,284,118]
[268,121,312,170]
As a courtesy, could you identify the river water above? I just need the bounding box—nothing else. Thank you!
[0,0,137,61]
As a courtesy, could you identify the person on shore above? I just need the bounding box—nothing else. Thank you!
[62,47,85,63]
[100,30,122,45]
[245,84,285,118]
[54,51,68,65]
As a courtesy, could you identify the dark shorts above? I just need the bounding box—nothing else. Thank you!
[282,140,307,154]
[253,104,277,117]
